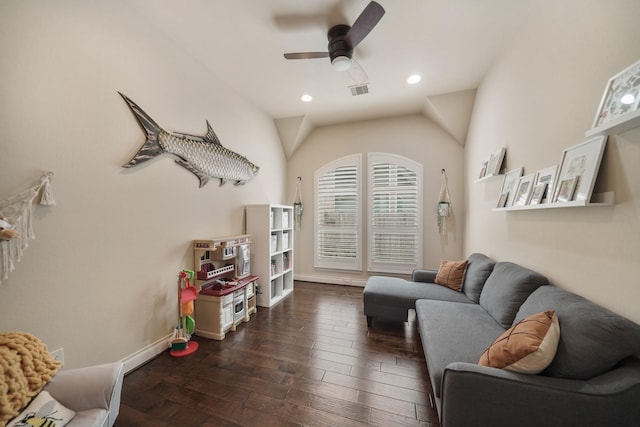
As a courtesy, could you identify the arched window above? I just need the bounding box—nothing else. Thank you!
[314,153,423,275]
[367,153,423,274]
[314,154,363,271]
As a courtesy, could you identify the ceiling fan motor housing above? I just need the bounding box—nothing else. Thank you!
[327,24,353,64]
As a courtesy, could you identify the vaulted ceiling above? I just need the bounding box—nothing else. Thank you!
[128,0,531,152]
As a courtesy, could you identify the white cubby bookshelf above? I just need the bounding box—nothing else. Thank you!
[245,205,294,307]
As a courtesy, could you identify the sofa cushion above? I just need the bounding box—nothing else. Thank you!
[416,299,505,398]
[479,262,548,328]
[363,276,472,310]
[479,310,560,374]
[435,259,468,292]
[462,253,496,303]
[515,286,640,380]
[7,390,75,427]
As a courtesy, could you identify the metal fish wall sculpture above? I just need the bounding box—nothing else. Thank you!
[119,92,259,187]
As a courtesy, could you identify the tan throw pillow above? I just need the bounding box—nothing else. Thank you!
[435,259,468,292]
[479,310,560,374]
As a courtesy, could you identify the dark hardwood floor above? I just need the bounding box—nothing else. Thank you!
[115,281,439,427]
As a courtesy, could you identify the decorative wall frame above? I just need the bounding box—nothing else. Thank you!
[513,173,535,206]
[498,167,523,208]
[478,156,489,179]
[555,136,607,203]
[496,193,508,208]
[592,59,640,129]
[529,183,547,205]
[555,177,579,203]
[486,147,506,177]
[532,165,558,204]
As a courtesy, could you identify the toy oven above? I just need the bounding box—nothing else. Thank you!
[233,290,244,321]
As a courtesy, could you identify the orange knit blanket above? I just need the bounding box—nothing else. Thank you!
[0,332,61,426]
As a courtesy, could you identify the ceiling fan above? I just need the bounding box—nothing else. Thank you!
[283,1,385,85]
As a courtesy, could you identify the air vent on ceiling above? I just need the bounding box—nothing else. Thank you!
[349,84,369,96]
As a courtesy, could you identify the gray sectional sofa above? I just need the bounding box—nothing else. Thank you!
[363,253,640,427]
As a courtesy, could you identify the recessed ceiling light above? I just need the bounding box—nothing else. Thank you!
[301,94,313,102]
[407,74,421,84]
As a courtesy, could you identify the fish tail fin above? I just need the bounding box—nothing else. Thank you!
[119,92,164,167]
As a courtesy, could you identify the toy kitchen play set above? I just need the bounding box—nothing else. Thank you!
[192,234,257,340]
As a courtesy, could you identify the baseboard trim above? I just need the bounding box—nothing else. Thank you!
[294,273,367,287]
[120,333,172,374]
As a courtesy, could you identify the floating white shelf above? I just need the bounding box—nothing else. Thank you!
[586,110,640,137]
[493,192,614,212]
[474,174,504,184]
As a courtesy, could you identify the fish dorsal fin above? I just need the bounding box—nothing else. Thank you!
[205,121,222,146]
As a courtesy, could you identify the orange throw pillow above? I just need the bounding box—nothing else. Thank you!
[435,259,468,292]
[479,310,560,374]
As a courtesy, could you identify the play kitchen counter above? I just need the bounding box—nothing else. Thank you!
[192,235,258,340]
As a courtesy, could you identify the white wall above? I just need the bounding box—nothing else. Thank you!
[465,0,640,324]
[0,1,286,368]
[288,114,465,285]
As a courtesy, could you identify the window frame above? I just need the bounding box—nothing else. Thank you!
[367,153,423,274]
[313,154,363,271]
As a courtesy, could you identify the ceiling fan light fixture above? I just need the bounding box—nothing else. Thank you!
[331,56,352,72]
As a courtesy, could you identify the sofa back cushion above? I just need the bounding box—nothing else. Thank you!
[479,262,548,328]
[462,253,496,303]
[515,285,640,379]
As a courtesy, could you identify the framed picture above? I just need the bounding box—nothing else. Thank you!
[498,167,523,207]
[496,193,509,208]
[555,136,607,202]
[592,59,640,128]
[513,173,535,206]
[529,183,548,205]
[532,165,558,204]
[555,177,579,203]
[478,157,489,179]
[486,147,506,177]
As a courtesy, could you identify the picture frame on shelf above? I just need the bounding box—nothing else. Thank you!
[529,183,548,205]
[532,165,558,204]
[496,193,509,208]
[513,173,535,206]
[555,177,579,203]
[486,147,506,177]
[555,136,607,202]
[478,157,489,179]
[498,167,523,207]
[592,59,640,129]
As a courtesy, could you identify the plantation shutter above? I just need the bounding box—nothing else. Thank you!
[314,154,362,271]
[367,153,423,274]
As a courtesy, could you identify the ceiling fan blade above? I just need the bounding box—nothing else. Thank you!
[284,52,330,60]
[345,1,385,49]
[347,58,368,84]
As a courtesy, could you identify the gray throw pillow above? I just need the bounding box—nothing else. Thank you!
[479,262,548,328]
[515,285,640,379]
[462,253,496,303]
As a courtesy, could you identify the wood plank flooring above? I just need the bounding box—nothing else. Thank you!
[115,281,439,427]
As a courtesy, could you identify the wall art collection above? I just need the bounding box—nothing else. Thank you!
[493,136,607,210]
